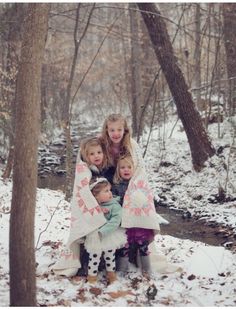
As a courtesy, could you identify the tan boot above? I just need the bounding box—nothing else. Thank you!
[106,271,117,284]
[87,275,97,284]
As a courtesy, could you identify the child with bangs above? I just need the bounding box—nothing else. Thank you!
[80,136,116,184]
[112,155,155,277]
[101,113,146,171]
[84,177,126,285]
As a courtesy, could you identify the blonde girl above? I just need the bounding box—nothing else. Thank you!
[101,114,144,169]
[112,155,154,276]
[80,136,115,184]
[80,137,107,171]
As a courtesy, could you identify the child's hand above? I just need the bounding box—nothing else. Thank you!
[102,207,109,214]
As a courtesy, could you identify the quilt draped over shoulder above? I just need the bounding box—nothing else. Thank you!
[53,157,106,277]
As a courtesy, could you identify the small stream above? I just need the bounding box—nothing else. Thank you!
[156,206,235,248]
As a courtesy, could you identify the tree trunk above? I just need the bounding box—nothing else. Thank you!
[194,3,201,105]
[137,3,215,171]
[63,4,80,201]
[63,4,95,201]
[2,3,22,179]
[129,3,142,138]
[222,3,236,116]
[9,3,49,306]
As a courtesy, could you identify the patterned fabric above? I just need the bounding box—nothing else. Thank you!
[121,168,160,231]
[53,159,107,276]
[87,249,116,275]
[53,139,159,277]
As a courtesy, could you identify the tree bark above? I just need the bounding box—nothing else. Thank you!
[194,3,201,105]
[9,3,49,306]
[63,4,80,201]
[2,4,22,179]
[129,3,142,138]
[137,3,215,171]
[222,3,236,116]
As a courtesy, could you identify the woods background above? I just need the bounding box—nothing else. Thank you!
[1,3,235,153]
[0,3,235,306]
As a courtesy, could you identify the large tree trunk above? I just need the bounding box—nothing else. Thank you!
[9,3,49,306]
[137,3,215,171]
[2,4,22,179]
[222,3,236,116]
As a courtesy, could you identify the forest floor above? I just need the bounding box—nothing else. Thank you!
[0,116,236,306]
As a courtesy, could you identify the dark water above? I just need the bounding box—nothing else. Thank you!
[156,206,235,249]
[38,174,66,191]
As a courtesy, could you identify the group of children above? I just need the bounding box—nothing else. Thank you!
[77,114,160,285]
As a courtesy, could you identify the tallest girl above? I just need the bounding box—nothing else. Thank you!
[101,113,146,173]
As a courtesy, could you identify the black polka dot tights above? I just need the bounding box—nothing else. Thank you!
[87,249,116,276]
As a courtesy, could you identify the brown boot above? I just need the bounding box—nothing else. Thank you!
[106,271,117,284]
[87,275,97,284]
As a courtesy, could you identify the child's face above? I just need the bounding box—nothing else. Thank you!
[107,120,125,145]
[95,184,113,203]
[87,145,104,167]
[119,159,134,180]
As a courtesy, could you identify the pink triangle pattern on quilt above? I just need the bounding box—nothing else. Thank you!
[123,178,156,216]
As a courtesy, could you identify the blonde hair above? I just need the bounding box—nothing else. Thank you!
[113,154,134,184]
[90,178,110,198]
[101,114,132,166]
[80,137,108,170]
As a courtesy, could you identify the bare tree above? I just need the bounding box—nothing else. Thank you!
[9,3,50,306]
[63,3,95,201]
[137,3,215,171]
[129,3,142,138]
[193,3,201,104]
[1,4,23,179]
[222,3,236,116]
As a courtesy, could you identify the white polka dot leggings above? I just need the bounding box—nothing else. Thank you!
[87,249,116,276]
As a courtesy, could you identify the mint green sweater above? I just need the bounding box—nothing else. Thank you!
[98,197,122,237]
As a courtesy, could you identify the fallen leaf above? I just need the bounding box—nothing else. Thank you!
[106,290,134,299]
[89,287,102,296]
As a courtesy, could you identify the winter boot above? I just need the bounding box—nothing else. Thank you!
[106,271,117,284]
[116,256,129,272]
[87,275,97,284]
[140,255,152,278]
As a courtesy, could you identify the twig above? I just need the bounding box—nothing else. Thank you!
[169,116,179,138]
[35,199,64,250]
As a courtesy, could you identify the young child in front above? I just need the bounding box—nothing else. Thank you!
[112,155,155,277]
[85,177,126,285]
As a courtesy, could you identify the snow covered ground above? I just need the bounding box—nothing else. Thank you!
[0,117,236,306]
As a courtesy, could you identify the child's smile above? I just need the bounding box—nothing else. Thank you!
[107,120,125,145]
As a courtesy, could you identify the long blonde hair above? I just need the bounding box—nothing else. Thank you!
[101,114,132,166]
[80,137,108,170]
[113,154,134,184]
